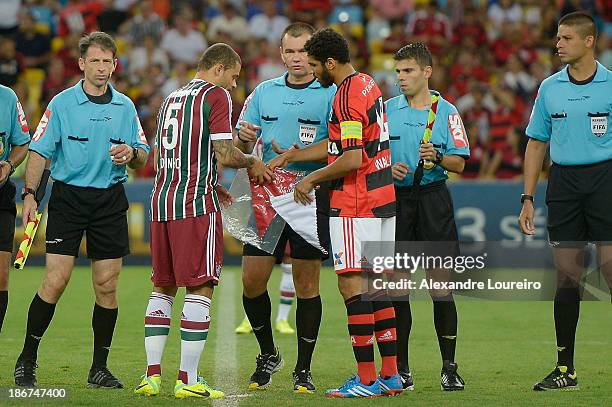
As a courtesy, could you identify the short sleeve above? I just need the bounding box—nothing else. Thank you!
[129,104,150,154]
[444,106,470,158]
[235,87,260,131]
[29,99,61,159]
[10,94,30,146]
[337,86,367,151]
[208,87,233,141]
[525,86,551,142]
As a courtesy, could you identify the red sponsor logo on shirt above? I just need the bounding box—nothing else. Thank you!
[448,113,467,148]
[16,101,29,133]
[135,114,147,144]
[32,108,51,142]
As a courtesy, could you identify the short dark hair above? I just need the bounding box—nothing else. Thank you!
[197,43,241,71]
[79,31,117,58]
[559,11,597,40]
[394,42,433,69]
[280,22,315,46]
[304,27,350,64]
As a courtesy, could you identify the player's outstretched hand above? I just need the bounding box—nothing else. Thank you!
[248,156,273,184]
[22,194,38,226]
[215,184,234,208]
[268,153,290,171]
[238,121,260,143]
[518,201,535,235]
[294,176,315,205]
[392,162,410,181]
[271,140,300,155]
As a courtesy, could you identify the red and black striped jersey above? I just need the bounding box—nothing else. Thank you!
[151,79,233,221]
[327,72,395,218]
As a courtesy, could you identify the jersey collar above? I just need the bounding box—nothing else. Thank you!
[557,61,608,83]
[396,89,441,110]
[272,72,322,89]
[74,79,124,105]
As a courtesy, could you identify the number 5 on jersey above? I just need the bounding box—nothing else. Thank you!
[162,102,182,150]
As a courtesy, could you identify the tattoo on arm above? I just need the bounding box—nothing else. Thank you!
[212,139,255,169]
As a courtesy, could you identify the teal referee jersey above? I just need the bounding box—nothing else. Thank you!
[386,91,470,187]
[30,80,150,188]
[236,73,336,173]
[0,84,30,162]
[526,61,612,165]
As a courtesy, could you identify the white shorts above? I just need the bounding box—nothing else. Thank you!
[329,216,395,274]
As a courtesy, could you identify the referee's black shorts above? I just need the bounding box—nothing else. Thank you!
[0,181,17,253]
[395,180,459,243]
[546,159,612,246]
[46,181,130,259]
[243,183,330,262]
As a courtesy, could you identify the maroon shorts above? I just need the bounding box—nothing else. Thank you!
[150,212,223,287]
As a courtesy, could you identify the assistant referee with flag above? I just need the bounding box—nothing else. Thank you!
[14,32,150,388]
[519,12,612,391]
[385,43,469,391]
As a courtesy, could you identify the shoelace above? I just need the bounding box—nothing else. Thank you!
[255,354,277,374]
[92,367,118,383]
[295,370,312,383]
[337,376,359,391]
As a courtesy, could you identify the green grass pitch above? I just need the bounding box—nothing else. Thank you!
[1,266,610,406]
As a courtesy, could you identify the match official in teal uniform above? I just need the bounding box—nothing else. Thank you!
[385,43,469,392]
[519,12,612,391]
[0,84,30,333]
[14,32,150,389]
[233,22,335,392]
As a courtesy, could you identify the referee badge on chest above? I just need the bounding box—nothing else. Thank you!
[299,124,317,145]
[589,113,608,137]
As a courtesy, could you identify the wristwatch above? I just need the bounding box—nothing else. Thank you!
[21,187,36,201]
[434,150,444,164]
[6,160,15,175]
[130,146,139,162]
[520,194,534,203]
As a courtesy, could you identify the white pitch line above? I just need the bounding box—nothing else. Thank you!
[213,269,246,406]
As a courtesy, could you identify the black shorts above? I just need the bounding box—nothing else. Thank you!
[546,159,612,245]
[46,181,130,259]
[395,181,459,242]
[0,181,17,252]
[243,184,330,261]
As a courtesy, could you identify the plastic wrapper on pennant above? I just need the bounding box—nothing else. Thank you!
[221,167,303,254]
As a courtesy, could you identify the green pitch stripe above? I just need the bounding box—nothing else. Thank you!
[145,326,170,337]
[180,330,208,341]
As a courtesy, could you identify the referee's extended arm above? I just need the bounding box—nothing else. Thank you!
[519,138,548,235]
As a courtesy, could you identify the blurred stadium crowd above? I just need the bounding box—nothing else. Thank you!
[0,0,610,181]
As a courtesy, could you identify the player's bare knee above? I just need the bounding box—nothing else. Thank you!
[242,270,268,297]
[294,279,318,298]
[40,276,69,302]
[430,289,452,299]
[154,285,178,297]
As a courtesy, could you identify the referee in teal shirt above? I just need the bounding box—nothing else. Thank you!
[0,84,30,333]
[385,43,469,392]
[14,32,149,389]
[233,23,335,392]
[519,12,612,391]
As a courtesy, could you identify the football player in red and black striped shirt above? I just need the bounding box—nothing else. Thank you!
[269,28,402,398]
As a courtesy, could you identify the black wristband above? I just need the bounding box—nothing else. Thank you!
[130,147,139,162]
[21,187,36,201]
[6,160,15,175]
[521,194,534,203]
